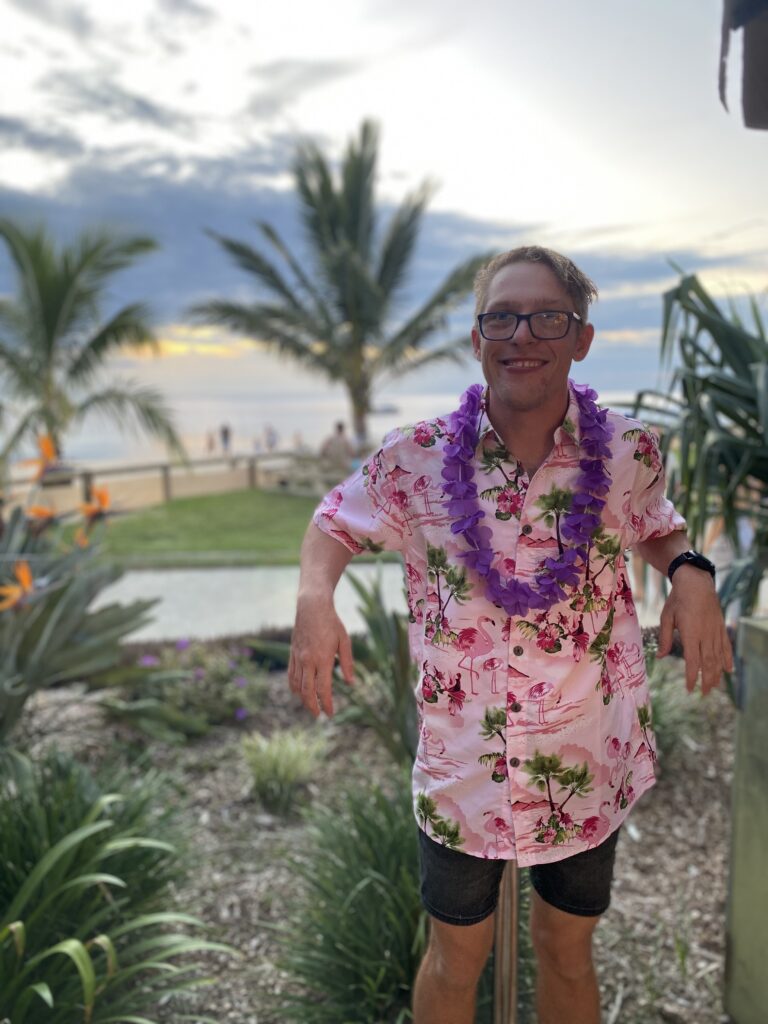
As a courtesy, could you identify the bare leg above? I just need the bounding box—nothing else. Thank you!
[412,913,495,1024]
[529,888,602,1024]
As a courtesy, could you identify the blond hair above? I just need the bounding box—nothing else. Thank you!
[473,246,598,321]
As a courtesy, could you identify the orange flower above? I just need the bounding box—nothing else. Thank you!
[81,486,111,523]
[74,526,90,548]
[0,560,34,612]
[17,435,60,481]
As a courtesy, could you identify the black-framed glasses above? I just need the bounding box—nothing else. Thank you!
[477,310,583,341]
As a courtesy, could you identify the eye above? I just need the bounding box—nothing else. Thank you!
[487,312,514,324]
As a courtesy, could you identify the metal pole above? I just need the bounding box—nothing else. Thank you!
[493,863,519,1024]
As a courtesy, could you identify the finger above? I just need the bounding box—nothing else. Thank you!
[300,664,321,718]
[700,643,720,695]
[338,629,355,685]
[722,623,735,673]
[684,641,701,694]
[288,648,300,695]
[656,608,674,658]
[315,661,334,718]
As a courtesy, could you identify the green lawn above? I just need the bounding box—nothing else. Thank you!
[89,488,394,567]
[95,489,318,566]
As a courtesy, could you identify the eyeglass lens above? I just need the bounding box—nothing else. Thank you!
[481,312,571,340]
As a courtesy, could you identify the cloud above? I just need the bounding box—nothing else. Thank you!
[6,0,93,38]
[246,58,359,119]
[156,0,215,20]
[0,115,85,158]
[40,69,196,133]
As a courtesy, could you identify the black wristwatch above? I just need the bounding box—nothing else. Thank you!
[667,549,716,582]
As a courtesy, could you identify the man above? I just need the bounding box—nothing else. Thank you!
[319,420,356,475]
[288,246,733,1024]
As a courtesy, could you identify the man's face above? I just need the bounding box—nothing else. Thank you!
[471,261,594,418]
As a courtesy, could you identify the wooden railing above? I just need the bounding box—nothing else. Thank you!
[7,450,350,513]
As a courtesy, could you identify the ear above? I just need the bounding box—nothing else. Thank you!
[471,327,482,362]
[572,322,594,363]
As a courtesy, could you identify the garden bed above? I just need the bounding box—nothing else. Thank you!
[20,642,734,1024]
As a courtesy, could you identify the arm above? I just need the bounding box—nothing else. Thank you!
[288,522,355,718]
[635,531,734,695]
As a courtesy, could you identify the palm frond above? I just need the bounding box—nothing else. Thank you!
[66,304,157,385]
[73,383,186,461]
[376,184,432,302]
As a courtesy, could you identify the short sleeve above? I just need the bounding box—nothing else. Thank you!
[621,429,686,548]
[312,432,408,555]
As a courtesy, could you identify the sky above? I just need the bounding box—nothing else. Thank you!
[0,0,766,458]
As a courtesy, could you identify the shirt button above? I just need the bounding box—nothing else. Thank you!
[510,702,522,713]
[513,645,524,656]
[521,524,532,535]
[509,757,521,768]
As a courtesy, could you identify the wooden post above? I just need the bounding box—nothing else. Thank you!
[81,471,93,504]
[493,863,519,1024]
[161,464,172,503]
[247,457,256,489]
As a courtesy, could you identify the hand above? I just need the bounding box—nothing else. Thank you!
[288,592,355,717]
[656,565,734,695]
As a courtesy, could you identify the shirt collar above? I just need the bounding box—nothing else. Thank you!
[478,382,582,453]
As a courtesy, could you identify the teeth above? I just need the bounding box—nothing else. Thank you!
[504,360,544,368]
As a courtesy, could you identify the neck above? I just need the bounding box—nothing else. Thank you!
[486,386,570,473]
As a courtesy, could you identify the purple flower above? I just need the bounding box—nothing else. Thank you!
[234,676,248,688]
[234,707,248,721]
[138,654,160,668]
[175,638,191,651]
[193,667,206,681]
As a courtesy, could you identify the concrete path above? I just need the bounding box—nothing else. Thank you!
[93,563,408,642]
[95,564,665,643]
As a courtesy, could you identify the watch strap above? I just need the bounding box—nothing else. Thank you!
[667,550,716,582]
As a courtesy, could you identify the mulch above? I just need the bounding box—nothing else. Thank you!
[21,646,735,1024]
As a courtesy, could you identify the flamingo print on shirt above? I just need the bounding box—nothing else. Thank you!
[314,382,685,865]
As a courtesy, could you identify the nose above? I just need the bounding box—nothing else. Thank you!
[510,317,536,344]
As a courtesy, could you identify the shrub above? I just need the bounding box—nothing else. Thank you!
[95,639,268,741]
[0,504,155,745]
[242,727,327,815]
[276,774,428,1023]
[0,749,233,1023]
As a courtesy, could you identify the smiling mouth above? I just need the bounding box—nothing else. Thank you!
[500,358,547,368]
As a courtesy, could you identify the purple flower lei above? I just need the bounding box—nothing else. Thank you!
[440,380,614,618]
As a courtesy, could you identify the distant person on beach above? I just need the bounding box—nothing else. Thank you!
[288,245,732,1024]
[319,421,355,474]
[264,424,279,452]
[220,423,231,454]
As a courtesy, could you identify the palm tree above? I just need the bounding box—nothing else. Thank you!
[192,120,490,445]
[0,219,184,473]
[535,486,574,555]
[523,751,564,813]
[633,272,768,612]
[556,762,594,812]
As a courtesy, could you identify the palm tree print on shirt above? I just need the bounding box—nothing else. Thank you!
[535,486,575,556]
[588,605,617,704]
[477,706,508,783]
[416,791,464,849]
[478,441,529,520]
[425,543,471,645]
[523,752,595,845]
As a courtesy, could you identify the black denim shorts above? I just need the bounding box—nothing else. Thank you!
[418,826,620,926]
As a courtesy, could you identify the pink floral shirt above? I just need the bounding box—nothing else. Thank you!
[313,383,685,866]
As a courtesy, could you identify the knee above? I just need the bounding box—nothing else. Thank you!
[530,917,596,982]
[423,925,492,991]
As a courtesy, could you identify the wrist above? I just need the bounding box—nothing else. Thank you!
[667,549,716,583]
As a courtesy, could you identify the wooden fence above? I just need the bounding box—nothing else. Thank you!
[7,450,347,515]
